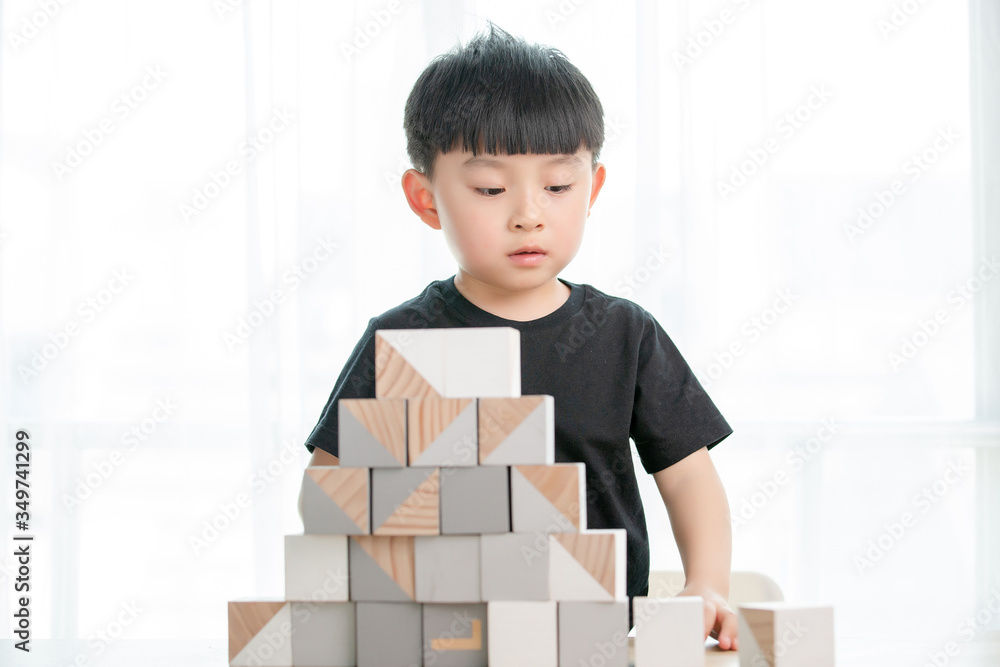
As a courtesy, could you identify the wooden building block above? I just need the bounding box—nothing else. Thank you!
[300,466,369,535]
[371,467,440,535]
[289,601,355,666]
[348,535,415,602]
[422,603,489,667]
[228,600,292,666]
[511,463,586,533]
[375,328,447,399]
[487,601,557,667]
[633,596,704,667]
[480,533,549,600]
[339,398,407,467]
[557,601,629,667]
[440,466,510,534]
[415,535,481,602]
[442,327,520,397]
[479,396,554,465]
[408,397,478,466]
[375,328,520,399]
[284,534,349,602]
[549,530,626,602]
[356,602,422,667]
[738,603,835,667]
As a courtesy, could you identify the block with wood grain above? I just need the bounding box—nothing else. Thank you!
[375,327,520,399]
[348,535,416,602]
[478,395,555,465]
[548,529,626,602]
[633,596,705,666]
[737,603,835,667]
[228,600,293,666]
[371,467,440,535]
[407,397,478,466]
[338,397,407,467]
[511,462,586,533]
[300,466,369,535]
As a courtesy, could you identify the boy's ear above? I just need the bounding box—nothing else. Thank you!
[401,169,441,230]
[588,163,607,217]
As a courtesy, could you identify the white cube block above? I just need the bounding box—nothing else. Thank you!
[284,534,349,601]
[634,596,704,666]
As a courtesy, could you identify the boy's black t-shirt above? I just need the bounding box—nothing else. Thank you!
[304,275,733,600]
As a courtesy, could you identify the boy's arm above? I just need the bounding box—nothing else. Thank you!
[296,448,340,522]
[652,446,739,651]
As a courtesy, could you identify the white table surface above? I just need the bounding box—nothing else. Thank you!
[2,634,999,666]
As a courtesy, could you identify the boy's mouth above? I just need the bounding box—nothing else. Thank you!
[508,245,547,266]
[510,245,545,256]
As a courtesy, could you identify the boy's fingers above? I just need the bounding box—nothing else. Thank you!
[714,606,740,651]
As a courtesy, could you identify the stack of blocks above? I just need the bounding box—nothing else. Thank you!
[228,327,632,667]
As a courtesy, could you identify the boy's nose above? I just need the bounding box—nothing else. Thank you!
[510,196,544,231]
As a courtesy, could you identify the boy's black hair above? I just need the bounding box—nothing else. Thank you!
[403,21,605,181]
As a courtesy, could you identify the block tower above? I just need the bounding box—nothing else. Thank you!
[228,327,632,667]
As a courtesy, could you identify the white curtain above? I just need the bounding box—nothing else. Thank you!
[0,0,996,641]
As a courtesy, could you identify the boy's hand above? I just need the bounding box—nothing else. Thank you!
[677,583,739,651]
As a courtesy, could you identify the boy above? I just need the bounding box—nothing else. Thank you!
[299,22,738,650]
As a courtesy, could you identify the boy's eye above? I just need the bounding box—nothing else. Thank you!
[473,185,573,196]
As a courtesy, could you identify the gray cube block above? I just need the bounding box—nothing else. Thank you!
[480,533,549,600]
[356,602,422,667]
[440,466,510,534]
[290,601,355,666]
[558,601,629,667]
[422,603,488,667]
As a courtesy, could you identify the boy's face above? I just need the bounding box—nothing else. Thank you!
[402,146,606,305]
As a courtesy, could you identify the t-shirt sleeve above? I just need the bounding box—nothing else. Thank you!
[303,316,381,457]
[629,311,733,474]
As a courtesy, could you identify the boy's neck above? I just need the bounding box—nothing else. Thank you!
[452,273,571,322]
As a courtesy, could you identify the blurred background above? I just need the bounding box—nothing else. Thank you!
[0,0,997,647]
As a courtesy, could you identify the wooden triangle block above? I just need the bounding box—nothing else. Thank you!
[407,397,477,466]
[339,398,406,467]
[737,603,835,667]
[303,466,369,534]
[478,395,554,465]
[511,463,586,532]
[375,330,445,399]
[228,600,290,663]
[351,535,416,601]
[549,530,626,601]
[372,468,440,535]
